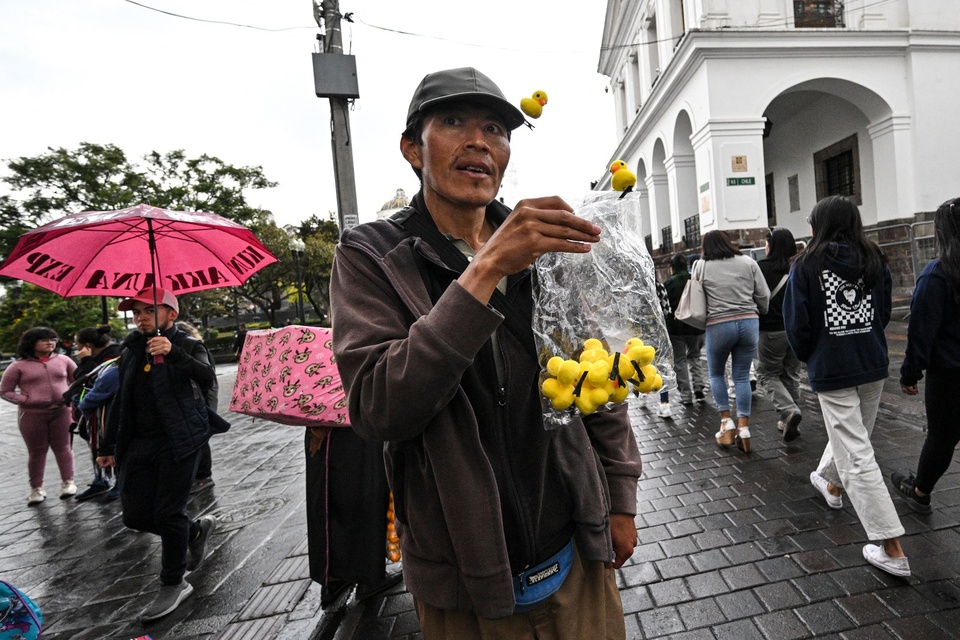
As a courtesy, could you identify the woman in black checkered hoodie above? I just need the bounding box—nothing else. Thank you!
[783,195,908,578]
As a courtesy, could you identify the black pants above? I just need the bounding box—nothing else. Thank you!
[119,438,201,585]
[915,366,960,494]
[305,428,389,587]
[195,442,212,480]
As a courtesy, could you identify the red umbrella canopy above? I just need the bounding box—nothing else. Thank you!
[0,204,278,297]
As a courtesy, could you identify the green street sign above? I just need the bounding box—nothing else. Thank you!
[726,177,756,186]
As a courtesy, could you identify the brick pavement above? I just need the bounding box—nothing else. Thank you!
[336,320,960,639]
[0,365,327,640]
[3,320,960,639]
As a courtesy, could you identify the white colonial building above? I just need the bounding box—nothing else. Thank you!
[597,0,960,253]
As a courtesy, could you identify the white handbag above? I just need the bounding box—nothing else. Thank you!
[675,260,707,330]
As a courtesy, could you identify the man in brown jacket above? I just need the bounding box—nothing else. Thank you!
[330,67,642,638]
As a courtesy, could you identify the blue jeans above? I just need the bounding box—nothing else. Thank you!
[705,318,759,418]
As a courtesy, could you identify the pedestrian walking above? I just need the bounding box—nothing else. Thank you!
[784,195,909,577]
[176,321,219,493]
[232,323,247,358]
[330,67,642,638]
[662,253,707,407]
[653,280,676,418]
[0,327,77,505]
[892,196,960,514]
[699,231,770,453]
[66,325,122,501]
[76,356,120,502]
[96,288,229,621]
[756,228,804,441]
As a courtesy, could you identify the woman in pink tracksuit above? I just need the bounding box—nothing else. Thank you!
[1,327,77,505]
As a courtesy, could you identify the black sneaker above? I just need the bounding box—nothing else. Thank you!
[320,579,355,610]
[187,515,217,571]
[103,486,121,501]
[141,581,193,621]
[190,477,215,494]
[75,481,110,502]
[694,389,706,401]
[891,471,932,514]
[782,411,802,442]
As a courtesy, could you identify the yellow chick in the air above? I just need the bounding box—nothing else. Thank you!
[609,160,637,193]
[520,90,548,119]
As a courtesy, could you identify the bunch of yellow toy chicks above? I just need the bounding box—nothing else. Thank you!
[540,337,664,416]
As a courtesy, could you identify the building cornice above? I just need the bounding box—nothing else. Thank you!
[604,28,960,178]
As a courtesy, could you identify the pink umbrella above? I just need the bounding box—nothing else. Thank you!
[0,204,278,297]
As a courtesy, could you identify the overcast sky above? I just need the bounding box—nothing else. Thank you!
[1,0,618,228]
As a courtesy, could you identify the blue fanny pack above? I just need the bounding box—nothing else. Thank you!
[512,538,574,613]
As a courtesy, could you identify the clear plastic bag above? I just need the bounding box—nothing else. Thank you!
[533,192,676,428]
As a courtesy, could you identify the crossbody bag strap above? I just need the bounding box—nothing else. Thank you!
[397,206,538,359]
[770,274,789,299]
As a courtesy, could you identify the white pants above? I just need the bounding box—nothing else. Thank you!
[816,380,904,541]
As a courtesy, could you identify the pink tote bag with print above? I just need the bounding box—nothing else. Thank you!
[229,326,350,427]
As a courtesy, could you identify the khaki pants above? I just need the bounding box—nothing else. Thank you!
[415,542,625,640]
[816,380,905,541]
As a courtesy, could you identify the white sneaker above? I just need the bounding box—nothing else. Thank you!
[863,544,911,577]
[27,487,46,506]
[658,402,672,418]
[60,479,77,499]
[810,471,843,509]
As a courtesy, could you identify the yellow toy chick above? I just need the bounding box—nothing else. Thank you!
[520,90,548,119]
[609,160,637,196]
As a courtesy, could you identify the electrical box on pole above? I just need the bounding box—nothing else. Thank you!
[313,0,360,234]
[312,54,359,99]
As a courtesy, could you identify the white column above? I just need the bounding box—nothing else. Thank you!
[634,182,651,240]
[867,115,914,222]
[690,118,768,232]
[664,153,698,244]
[757,0,783,26]
[697,0,730,29]
[614,79,627,134]
[645,173,672,250]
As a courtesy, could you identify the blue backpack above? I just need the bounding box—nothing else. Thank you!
[0,580,42,640]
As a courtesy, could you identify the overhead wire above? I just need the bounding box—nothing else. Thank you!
[119,0,903,53]
[119,0,315,32]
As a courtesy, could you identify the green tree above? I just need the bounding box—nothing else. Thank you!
[0,143,293,334]
[0,284,124,354]
[295,213,340,324]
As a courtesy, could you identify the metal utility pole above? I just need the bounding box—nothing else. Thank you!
[312,0,360,233]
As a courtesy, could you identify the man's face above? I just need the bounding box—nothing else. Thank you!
[403,103,511,211]
[130,301,176,334]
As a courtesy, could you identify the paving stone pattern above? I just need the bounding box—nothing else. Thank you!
[1,321,960,639]
[0,365,322,640]
[344,321,960,639]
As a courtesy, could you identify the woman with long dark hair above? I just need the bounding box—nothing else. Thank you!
[757,228,803,441]
[892,196,960,514]
[784,195,908,577]
[0,326,77,505]
[698,230,769,453]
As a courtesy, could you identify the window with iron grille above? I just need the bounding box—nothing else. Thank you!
[794,1,844,28]
[825,151,855,196]
[683,215,700,250]
[644,234,653,255]
[814,134,861,205]
[661,225,673,251]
